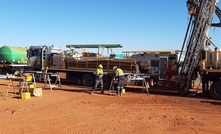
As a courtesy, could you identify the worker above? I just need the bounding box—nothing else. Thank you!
[113,66,126,96]
[135,62,141,76]
[91,64,104,94]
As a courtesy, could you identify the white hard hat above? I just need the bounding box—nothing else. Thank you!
[113,66,118,70]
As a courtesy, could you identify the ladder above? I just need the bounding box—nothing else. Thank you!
[180,0,219,92]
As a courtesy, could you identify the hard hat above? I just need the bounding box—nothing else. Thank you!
[113,66,118,70]
[98,64,103,68]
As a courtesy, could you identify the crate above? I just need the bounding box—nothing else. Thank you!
[21,92,31,99]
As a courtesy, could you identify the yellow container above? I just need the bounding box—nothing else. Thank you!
[29,84,35,88]
[23,73,32,81]
[122,88,125,94]
[26,76,32,81]
[21,92,31,99]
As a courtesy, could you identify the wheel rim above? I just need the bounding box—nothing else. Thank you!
[81,74,94,86]
[214,85,221,98]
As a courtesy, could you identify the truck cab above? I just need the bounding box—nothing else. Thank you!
[27,45,63,71]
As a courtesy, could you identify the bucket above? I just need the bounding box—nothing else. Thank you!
[122,88,125,94]
[29,84,35,89]
[21,92,30,99]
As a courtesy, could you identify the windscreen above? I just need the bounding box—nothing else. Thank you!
[28,49,41,57]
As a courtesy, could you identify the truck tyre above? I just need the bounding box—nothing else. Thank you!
[210,81,221,100]
[80,73,94,87]
[103,75,111,89]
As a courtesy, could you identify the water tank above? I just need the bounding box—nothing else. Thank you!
[0,46,27,63]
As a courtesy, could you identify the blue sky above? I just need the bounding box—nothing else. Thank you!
[0,0,220,54]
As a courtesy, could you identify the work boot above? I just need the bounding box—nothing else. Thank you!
[116,93,120,97]
[100,87,104,94]
[91,87,95,94]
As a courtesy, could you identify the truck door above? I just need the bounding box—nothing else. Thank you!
[159,56,168,79]
[27,47,43,71]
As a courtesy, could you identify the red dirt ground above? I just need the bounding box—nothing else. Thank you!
[1,79,221,134]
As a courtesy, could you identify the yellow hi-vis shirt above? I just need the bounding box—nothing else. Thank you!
[96,68,103,75]
[96,68,103,80]
[115,68,124,76]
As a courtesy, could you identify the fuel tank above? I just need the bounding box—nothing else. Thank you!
[0,46,27,63]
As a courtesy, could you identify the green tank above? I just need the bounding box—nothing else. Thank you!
[0,46,28,63]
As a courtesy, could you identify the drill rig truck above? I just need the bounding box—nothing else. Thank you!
[176,0,221,100]
[26,44,137,89]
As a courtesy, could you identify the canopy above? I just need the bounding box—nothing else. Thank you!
[122,50,181,54]
[66,44,123,49]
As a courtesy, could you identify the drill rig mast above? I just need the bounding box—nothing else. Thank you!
[179,0,220,92]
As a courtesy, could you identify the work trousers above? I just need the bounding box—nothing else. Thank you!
[93,79,104,93]
[117,80,124,95]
